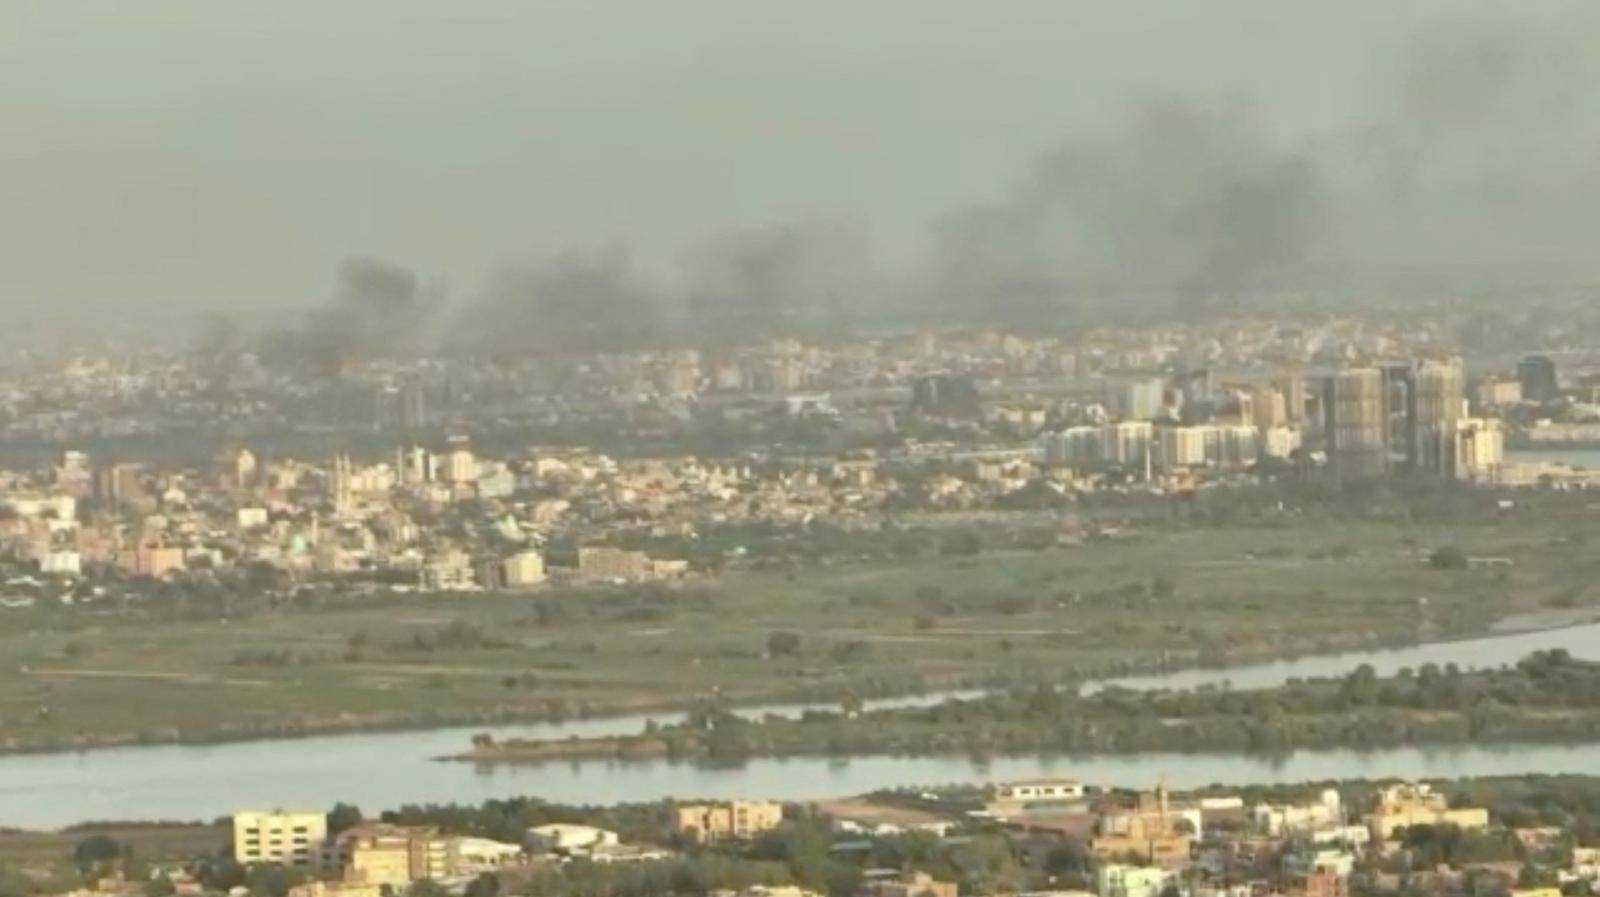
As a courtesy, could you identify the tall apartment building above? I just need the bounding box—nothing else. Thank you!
[1101,420,1153,469]
[1111,377,1166,421]
[1454,418,1505,482]
[1412,360,1464,476]
[444,436,477,485]
[1278,374,1309,424]
[1251,386,1288,430]
[233,810,328,868]
[1158,427,1208,469]
[1040,426,1104,468]
[1518,354,1559,403]
[1324,368,1388,479]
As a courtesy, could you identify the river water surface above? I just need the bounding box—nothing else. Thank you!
[4,620,1600,829]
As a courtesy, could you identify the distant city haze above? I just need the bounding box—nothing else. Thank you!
[5,0,1599,344]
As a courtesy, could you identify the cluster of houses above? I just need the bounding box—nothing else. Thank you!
[977,778,1519,897]
[36,777,1600,897]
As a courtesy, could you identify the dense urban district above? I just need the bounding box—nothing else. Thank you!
[5,320,1600,751]
[8,776,1600,897]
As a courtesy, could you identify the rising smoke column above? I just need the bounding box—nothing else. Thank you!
[261,256,441,375]
[924,93,1328,326]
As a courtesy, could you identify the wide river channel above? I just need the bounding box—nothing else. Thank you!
[5,620,1600,829]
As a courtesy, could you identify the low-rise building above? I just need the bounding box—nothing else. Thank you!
[502,551,547,588]
[233,810,328,869]
[673,800,784,844]
[337,824,453,887]
[1096,864,1172,897]
[526,824,618,854]
[1364,783,1489,841]
[576,546,652,582]
[287,883,381,897]
[862,872,958,897]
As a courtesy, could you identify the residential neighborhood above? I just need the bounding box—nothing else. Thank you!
[9,777,1596,897]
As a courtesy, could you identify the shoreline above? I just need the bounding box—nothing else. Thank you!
[435,731,1600,768]
[6,611,1599,759]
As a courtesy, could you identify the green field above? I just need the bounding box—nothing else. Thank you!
[3,488,1599,752]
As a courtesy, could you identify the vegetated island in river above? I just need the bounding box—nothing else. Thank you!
[438,649,1600,764]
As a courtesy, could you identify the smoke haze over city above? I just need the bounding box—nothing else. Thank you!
[5,1,1600,348]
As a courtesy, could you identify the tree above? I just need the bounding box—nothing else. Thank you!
[465,873,500,897]
[839,689,864,718]
[244,864,305,897]
[767,631,802,657]
[328,803,364,835]
[73,834,122,873]
[0,866,35,897]
[1429,546,1469,570]
[408,880,448,897]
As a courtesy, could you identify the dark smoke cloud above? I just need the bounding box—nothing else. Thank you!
[680,215,878,344]
[448,246,663,355]
[253,9,1600,363]
[924,94,1327,323]
[1329,14,1600,288]
[925,10,1600,320]
[262,256,441,374]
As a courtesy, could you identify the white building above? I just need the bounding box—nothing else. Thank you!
[1253,790,1343,837]
[526,824,619,854]
[38,550,81,576]
[1097,865,1173,897]
[455,837,524,871]
[994,779,1086,802]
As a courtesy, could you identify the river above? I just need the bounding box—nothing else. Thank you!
[1507,448,1600,468]
[4,620,1600,830]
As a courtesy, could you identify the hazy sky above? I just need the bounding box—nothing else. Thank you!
[1,0,1591,322]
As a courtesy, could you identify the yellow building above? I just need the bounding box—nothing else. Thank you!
[1090,786,1198,869]
[672,800,784,844]
[577,546,652,582]
[338,824,454,887]
[502,551,547,588]
[116,543,186,579]
[288,883,381,897]
[233,811,328,868]
[862,872,958,897]
[1364,784,1489,841]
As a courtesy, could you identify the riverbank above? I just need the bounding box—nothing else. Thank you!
[10,499,1580,756]
[10,610,1600,759]
[438,649,1600,765]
